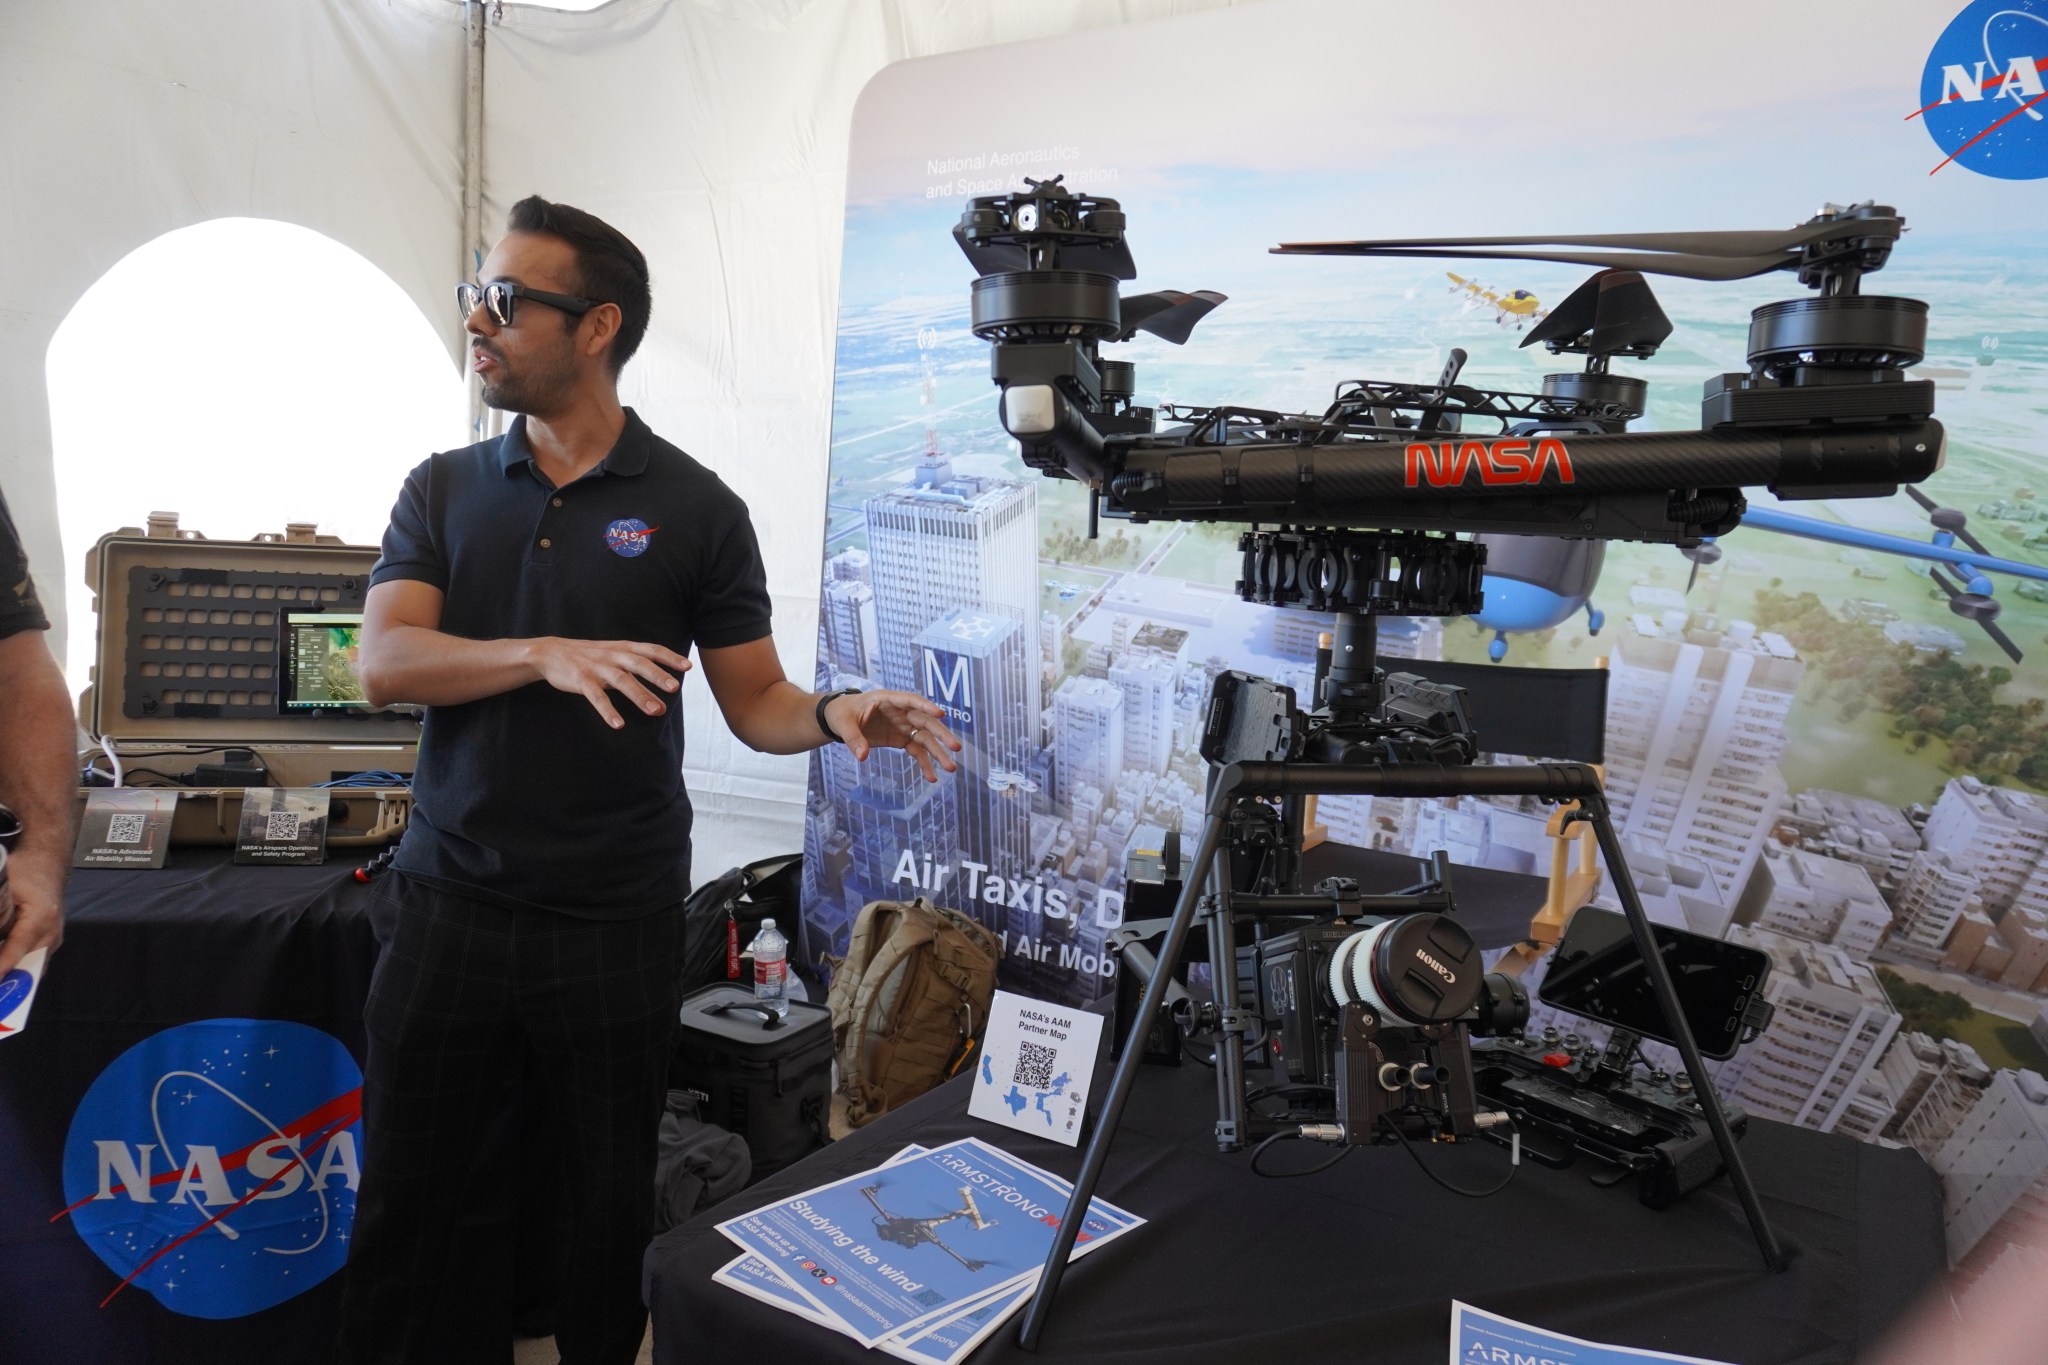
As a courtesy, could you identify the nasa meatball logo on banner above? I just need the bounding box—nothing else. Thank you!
[56,1019,363,1318]
[1917,0,2048,178]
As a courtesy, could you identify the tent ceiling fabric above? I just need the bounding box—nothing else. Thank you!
[3,0,1256,867]
[1,0,466,660]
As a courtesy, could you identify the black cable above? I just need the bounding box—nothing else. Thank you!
[1394,1122,1521,1198]
[120,768,194,786]
[1249,1129,1354,1178]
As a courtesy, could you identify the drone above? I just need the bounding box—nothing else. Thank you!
[986,766,1041,796]
[957,177,1946,638]
[858,1183,995,1272]
[1470,481,2048,662]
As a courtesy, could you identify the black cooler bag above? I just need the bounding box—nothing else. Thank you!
[672,983,832,1180]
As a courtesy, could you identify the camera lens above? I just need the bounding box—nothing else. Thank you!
[1326,912,1482,1026]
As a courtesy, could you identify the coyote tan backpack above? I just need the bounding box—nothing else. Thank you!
[825,897,1000,1133]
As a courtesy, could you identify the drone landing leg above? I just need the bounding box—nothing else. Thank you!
[1583,795,1788,1272]
[1205,842,1250,1151]
[1014,796,1232,1351]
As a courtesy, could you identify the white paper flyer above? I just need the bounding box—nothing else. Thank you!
[967,989,1104,1146]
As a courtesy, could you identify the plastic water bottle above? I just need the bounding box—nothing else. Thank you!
[748,918,789,1018]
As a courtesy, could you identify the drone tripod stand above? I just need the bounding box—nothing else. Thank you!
[1015,605,1789,1351]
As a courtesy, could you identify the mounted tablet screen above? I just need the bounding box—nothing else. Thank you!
[281,611,376,711]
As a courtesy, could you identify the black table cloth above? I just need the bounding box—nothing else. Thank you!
[647,1050,1947,1364]
[0,849,390,1363]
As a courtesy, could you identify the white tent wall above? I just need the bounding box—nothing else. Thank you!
[3,0,1254,866]
[1,0,468,660]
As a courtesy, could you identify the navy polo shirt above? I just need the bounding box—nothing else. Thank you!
[371,409,772,919]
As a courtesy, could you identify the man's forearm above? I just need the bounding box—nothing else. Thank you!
[727,679,830,755]
[358,625,547,707]
[0,635,81,874]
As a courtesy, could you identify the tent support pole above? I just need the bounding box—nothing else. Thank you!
[463,0,487,441]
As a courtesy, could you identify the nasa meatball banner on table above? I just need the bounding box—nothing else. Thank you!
[0,858,388,1363]
[802,0,2048,1030]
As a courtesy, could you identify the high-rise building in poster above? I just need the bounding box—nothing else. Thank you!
[1921,777,2048,921]
[1711,925,1900,1136]
[1896,849,1986,953]
[1602,618,1803,900]
[1876,1031,1993,1160]
[917,608,1032,913]
[863,452,1038,708]
[1735,845,1891,961]
[1933,1068,2048,1264]
[1053,676,1124,809]
[821,576,879,681]
[839,774,960,924]
[1108,649,1176,776]
[1780,788,1923,887]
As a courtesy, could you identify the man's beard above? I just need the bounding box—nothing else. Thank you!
[477,347,578,414]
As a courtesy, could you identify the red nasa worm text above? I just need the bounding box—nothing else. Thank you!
[1402,438,1576,490]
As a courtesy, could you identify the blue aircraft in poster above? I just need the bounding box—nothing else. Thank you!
[1474,486,2048,662]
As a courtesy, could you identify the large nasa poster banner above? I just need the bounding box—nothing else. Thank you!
[805,0,2048,1154]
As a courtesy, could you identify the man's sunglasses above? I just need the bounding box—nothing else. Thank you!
[455,280,603,327]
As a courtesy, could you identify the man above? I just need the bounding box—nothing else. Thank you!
[0,489,76,983]
[340,196,959,1365]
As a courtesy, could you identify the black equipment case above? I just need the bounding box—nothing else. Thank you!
[672,983,832,1180]
[76,512,416,847]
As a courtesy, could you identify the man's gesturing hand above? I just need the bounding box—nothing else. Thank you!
[823,690,962,782]
[532,638,691,729]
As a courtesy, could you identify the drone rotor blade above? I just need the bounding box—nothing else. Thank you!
[1275,212,1903,283]
[1287,220,1859,257]
[1120,289,1226,344]
[1981,617,2026,663]
[1273,244,1795,282]
[1687,559,1701,595]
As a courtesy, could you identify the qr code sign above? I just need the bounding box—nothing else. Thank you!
[106,813,147,845]
[265,811,302,842]
[1013,1040,1057,1090]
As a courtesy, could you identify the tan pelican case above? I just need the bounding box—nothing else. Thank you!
[75,512,414,848]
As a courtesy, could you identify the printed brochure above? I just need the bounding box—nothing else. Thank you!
[1452,1302,1739,1365]
[715,1136,1140,1348]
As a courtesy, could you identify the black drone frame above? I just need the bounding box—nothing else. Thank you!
[960,180,1944,553]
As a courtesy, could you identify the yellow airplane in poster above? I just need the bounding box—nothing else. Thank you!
[1446,272,1549,330]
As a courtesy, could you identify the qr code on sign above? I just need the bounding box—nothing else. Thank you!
[106,813,147,845]
[265,811,302,842]
[1013,1040,1057,1090]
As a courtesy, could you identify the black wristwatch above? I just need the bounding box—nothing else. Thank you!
[815,688,860,743]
